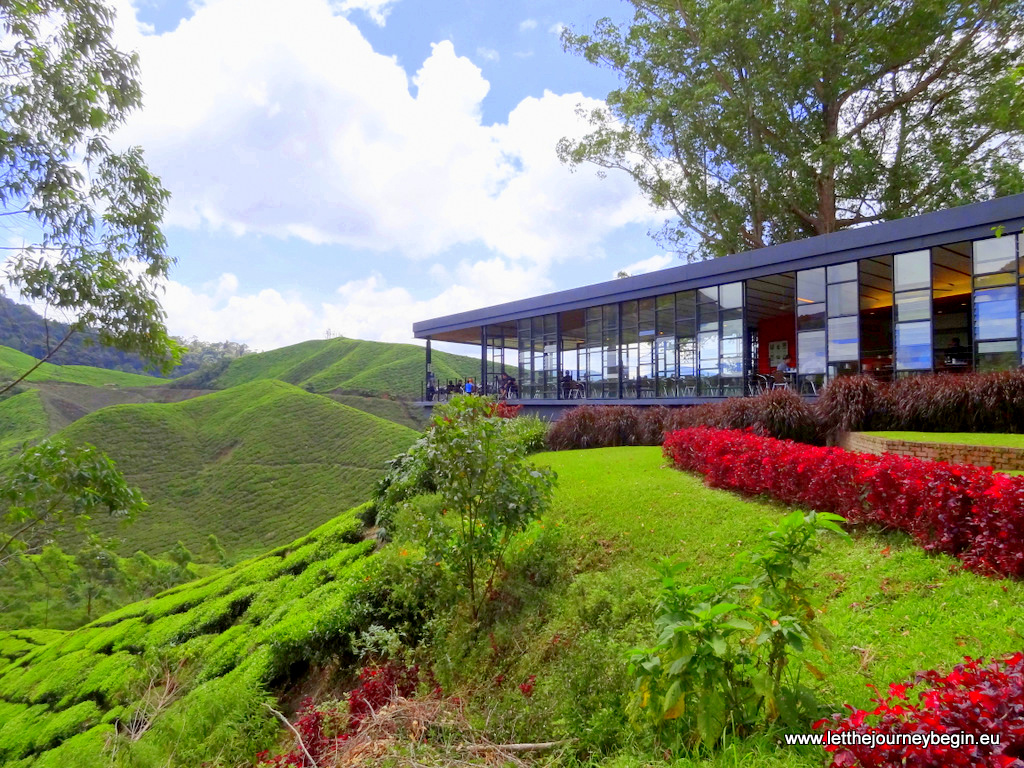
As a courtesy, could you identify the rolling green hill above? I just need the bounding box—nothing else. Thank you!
[0,346,163,388]
[0,390,49,456]
[54,380,418,557]
[172,336,482,399]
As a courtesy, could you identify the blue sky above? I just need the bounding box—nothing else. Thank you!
[102,0,674,351]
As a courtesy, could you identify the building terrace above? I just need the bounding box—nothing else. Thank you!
[413,194,1024,411]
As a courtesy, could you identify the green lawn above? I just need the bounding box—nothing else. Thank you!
[864,430,1024,449]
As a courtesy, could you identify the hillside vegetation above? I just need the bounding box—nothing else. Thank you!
[0,346,162,388]
[55,380,418,557]
[5,446,1024,766]
[0,390,49,456]
[173,336,480,399]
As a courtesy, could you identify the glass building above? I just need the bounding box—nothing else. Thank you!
[414,195,1024,404]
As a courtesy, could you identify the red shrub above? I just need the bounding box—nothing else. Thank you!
[258,662,422,767]
[815,653,1024,767]
[662,427,1024,579]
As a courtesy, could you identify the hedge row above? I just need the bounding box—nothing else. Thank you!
[662,427,1024,579]
[546,370,1024,450]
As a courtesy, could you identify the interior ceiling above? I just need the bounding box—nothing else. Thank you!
[746,273,795,322]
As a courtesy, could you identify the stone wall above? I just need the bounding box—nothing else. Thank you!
[840,432,1024,472]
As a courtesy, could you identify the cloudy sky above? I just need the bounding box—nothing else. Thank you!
[104,0,674,351]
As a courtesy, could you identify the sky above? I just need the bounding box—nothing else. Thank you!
[98,0,675,352]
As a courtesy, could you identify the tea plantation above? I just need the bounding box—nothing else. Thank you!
[172,336,482,399]
[54,380,418,557]
[0,347,163,388]
[0,509,378,768]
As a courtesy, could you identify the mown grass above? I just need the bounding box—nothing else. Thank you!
[54,379,418,557]
[173,336,483,399]
[865,430,1024,449]
[0,346,162,388]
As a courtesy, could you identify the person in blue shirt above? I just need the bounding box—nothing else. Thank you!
[464,378,474,395]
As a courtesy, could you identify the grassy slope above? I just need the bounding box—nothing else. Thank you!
[178,336,481,399]
[865,430,1024,449]
[0,346,162,388]
[0,391,49,456]
[6,447,1024,766]
[56,380,417,557]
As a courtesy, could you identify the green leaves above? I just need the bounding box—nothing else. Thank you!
[562,0,1024,259]
[0,0,180,375]
[628,508,837,753]
[0,438,146,568]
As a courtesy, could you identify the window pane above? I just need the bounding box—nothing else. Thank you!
[657,294,674,311]
[798,330,826,374]
[895,320,932,369]
[676,291,696,318]
[894,250,930,291]
[827,262,858,283]
[797,303,826,331]
[698,330,719,369]
[827,282,858,317]
[974,236,1017,275]
[828,316,858,361]
[974,286,1018,340]
[720,282,743,309]
[895,289,930,322]
[797,269,826,304]
[977,340,1018,373]
[975,272,1015,289]
[698,286,718,304]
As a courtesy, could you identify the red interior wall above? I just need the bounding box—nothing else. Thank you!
[757,313,796,374]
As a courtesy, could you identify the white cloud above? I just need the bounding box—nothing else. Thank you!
[518,18,537,31]
[160,258,546,350]
[330,0,397,26]
[111,0,657,270]
[476,46,500,62]
[615,254,675,278]
[513,50,534,59]
[549,22,566,36]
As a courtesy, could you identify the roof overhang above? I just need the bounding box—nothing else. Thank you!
[415,193,1024,341]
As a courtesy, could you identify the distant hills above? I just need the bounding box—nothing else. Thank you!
[173,336,480,399]
[53,380,418,557]
[0,296,249,377]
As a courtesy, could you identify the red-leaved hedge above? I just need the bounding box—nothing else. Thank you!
[814,653,1024,767]
[663,427,1024,579]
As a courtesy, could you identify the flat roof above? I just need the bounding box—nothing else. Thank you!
[414,193,1024,340]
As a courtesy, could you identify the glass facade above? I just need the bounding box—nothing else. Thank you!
[465,233,1023,400]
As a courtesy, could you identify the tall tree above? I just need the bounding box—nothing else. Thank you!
[559,0,1024,260]
[0,0,181,386]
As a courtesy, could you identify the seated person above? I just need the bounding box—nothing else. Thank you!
[560,370,574,398]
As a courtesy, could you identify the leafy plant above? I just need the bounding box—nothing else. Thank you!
[630,511,844,751]
[423,395,556,620]
[816,653,1024,767]
[0,439,145,569]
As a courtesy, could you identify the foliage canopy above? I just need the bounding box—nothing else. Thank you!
[560,0,1024,259]
[0,0,181,378]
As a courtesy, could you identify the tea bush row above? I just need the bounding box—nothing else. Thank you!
[663,427,1024,579]
[547,370,1024,449]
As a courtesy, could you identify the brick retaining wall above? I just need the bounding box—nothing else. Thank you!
[840,432,1024,472]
